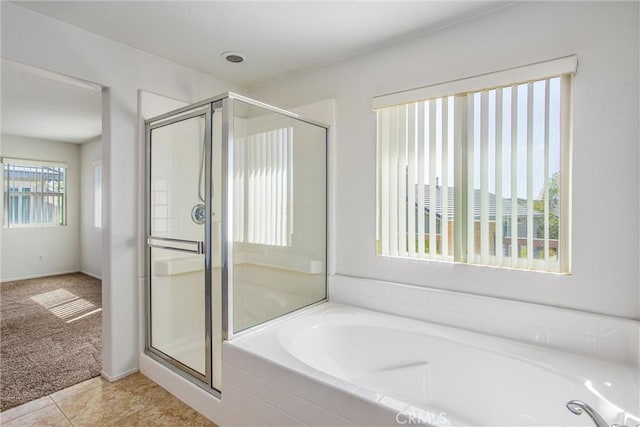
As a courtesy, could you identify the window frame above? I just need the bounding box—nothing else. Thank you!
[374,56,575,273]
[2,157,68,228]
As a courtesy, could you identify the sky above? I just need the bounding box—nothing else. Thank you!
[419,77,561,200]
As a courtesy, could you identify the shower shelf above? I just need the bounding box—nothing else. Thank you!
[153,252,322,277]
[237,252,323,275]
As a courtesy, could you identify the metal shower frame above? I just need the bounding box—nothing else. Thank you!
[144,92,329,396]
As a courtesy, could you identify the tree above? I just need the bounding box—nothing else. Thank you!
[534,172,560,241]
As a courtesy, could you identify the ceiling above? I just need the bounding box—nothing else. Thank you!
[2,1,510,142]
[1,59,102,143]
[14,1,511,88]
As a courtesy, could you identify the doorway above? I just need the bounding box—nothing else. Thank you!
[0,59,104,410]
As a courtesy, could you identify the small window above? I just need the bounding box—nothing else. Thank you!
[375,57,575,273]
[2,158,68,227]
[93,161,102,228]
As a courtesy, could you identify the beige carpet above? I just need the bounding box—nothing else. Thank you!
[0,273,102,411]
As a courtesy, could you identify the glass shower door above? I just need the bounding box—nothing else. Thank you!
[146,107,213,385]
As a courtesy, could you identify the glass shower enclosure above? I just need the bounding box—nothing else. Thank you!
[145,93,327,393]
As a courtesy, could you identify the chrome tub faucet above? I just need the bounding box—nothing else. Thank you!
[566,400,633,427]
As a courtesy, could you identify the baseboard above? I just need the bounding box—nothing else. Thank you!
[80,270,102,280]
[101,367,139,382]
[1,270,82,283]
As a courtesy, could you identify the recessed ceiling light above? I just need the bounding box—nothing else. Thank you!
[221,51,246,64]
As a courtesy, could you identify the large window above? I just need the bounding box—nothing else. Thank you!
[3,158,67,227]
[375,57,575,273]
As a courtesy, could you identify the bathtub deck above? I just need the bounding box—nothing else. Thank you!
[224,302,639,427]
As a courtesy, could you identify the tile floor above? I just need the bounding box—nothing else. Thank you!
[0,373,216,426]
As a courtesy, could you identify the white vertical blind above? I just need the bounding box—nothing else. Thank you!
[543,79,551,271]
[389,109,399,257]
[480,91,490,265]
[441,97,450,258]
[377,99,455,261]
[559,74,572,273]
[379,110,390,255]
[267,129,274,244]
[495,88,504,266]
[510,85,519,267]
[233,138,245,242]
[234,127,292,246]
[453,97,465,263]
[417,102,426,256]
[407,104,417,257]
[526,82,535,269]
[466,93,475,264]
[428,100,437,257]
[465,78,563,271]
[247,135,255,242]
[376,69,571,273]
[275,129,283,245]
[398,106,408,256]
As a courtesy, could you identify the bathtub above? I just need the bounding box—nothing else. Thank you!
[224,302,639,427]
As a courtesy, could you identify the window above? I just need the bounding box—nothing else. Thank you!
[375,56,575,273]
[233,127,293,246]
[2,158,67,227]
[93,161,102,228]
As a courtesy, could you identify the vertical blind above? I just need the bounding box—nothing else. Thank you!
[3,158,67,227]
[234,127,293,246]
[377,98,454,261]
[464,78,567,272]
[375,56,575,273]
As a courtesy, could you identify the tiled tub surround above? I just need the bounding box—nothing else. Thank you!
[329,275,640,366]
[225,302,639,427]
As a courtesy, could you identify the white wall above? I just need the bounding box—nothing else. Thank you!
[0,134,81,281]
[1,2,242,380]
[1,134,101,282]
[250,1,640,320]
[80,137,102,279]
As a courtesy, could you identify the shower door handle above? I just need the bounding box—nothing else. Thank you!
[147,236,206,254]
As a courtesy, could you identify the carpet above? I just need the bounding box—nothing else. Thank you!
[0,273,102,411]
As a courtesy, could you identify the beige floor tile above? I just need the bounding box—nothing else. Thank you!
[104,375,216,427]
[53,379,147,426]
[0,403,71,427]
[110,373,165,395]
[108,403,216,427]
[52,373,188,427]
[49,376,106,402]
[0,396,55,424]
[4,372,217,427]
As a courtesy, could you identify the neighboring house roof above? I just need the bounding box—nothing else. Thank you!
[418,184,542,220]
[3,166,64,181]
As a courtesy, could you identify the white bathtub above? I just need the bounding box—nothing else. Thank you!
[225,303,639,427]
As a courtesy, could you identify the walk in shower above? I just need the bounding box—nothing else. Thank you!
[144,93,327,393]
